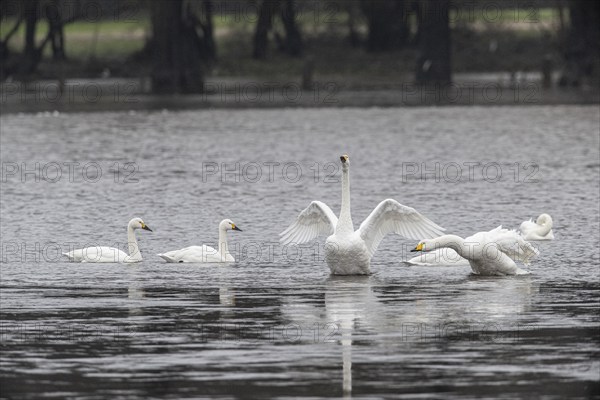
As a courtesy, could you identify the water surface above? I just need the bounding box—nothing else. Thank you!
[1,106,599,399]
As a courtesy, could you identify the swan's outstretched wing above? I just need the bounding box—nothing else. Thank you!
[358,199,445,257]
[488,226,539,265]
[280,201,338,245]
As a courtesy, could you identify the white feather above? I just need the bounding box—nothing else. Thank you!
[280,201,338,245]
[358,199,445,258]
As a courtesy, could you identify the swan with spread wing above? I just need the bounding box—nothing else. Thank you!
[280,155,445,275]
[410,226,538,276]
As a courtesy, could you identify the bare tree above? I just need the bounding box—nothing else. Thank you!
[45,0,66,60]
[22,0,39,74]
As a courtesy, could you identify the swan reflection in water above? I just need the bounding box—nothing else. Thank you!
[324,275,385,398]
[127,266,146,316]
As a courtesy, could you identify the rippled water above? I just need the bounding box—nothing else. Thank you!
[1,106,599,399]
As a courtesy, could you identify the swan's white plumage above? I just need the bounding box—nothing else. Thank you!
[409,214,552,266]
[157,219,241,263]
[519,214,554,241]
[63,217,152,263]
[412,226,539,276]
[64,246,131,263]
[279,201,338,245]
[481,226,538,266]
[280,155,445,275]
[158,245,233,263]
[407,248,470,266]
[358,199,445,258]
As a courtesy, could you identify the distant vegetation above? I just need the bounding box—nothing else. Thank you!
[1,0,598,93]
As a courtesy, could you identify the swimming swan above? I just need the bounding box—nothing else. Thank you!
[158,219,242,263]
[280,155,445,275]
[408,214,554,266]
[63,217,153,263]
[410,226,538,276]
[519,213,554,241]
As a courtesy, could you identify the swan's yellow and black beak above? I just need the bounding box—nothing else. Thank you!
[411,243,424,252]
[340,155,349,164]
[141,222,153,232]
[232,224,242,232]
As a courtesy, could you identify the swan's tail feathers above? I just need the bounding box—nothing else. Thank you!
[157,253,177,263]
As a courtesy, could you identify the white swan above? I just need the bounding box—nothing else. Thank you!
[63,217,152,263]
[157,219,242,263]
[519,213,554,241]
[408,213,554,266]
[280,155,445,275]
[410,226,539,276]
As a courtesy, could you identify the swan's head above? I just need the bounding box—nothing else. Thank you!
[340,154,349,170]
[411,241,428,252]
[129,217,153,232]
[220,219,242,232]
[411,236,460,253]
[536,213,553,227]
[411,239,444,252]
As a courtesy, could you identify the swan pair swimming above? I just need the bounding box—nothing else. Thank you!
[63,218,242,263]
[407,213,553,267]
[281,155,540,276]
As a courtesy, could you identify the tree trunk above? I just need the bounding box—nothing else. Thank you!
[253,0,280,59]
[280,0,302,56]
[561,0,600,86]
[346,0,360,47]
[150,0,204,94]
[202,0,216,61]
[46,0,66,60]
[361,0,409,52]
[415,0,451,86]
[23,0,39,74]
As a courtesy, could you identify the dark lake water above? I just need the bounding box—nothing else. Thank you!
[1,106,599,399]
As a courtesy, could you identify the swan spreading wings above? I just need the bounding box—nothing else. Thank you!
[280,155,445,275]
[410,226,539,276]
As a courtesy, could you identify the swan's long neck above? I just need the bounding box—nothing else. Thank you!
[426,235,467,257]
[537,215,553,236]
[336,164,354,235]
[127,225,142,261]
[218,226,229,259]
